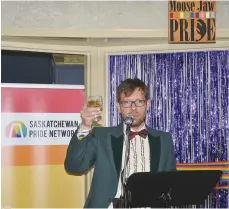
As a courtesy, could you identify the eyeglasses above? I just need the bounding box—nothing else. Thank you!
[120,99,146,108]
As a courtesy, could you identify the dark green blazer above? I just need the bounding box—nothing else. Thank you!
[64,123,176,208]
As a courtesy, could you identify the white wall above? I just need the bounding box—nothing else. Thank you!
[2,1,229,29]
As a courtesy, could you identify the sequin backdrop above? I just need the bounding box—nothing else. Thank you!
[108,51,229,208]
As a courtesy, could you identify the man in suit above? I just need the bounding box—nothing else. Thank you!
[64,78,177,208]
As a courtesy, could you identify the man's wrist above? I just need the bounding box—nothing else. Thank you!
[76,123,91,139]
[79,124,91,132]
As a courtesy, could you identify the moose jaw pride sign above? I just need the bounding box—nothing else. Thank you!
[168,0,216,43]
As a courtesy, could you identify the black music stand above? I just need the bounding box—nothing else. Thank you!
[124,170,222,208]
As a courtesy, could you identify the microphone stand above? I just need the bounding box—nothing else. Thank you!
[119,124,131,208]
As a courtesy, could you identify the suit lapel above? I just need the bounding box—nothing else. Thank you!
[110,134,124,179]
[146,126,161,172]
[148,134,161,172]
[109,123,124,179]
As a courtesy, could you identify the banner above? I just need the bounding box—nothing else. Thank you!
[168,0,216,43]
[1,84,85,208]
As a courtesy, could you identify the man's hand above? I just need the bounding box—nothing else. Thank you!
[80,104,102,130]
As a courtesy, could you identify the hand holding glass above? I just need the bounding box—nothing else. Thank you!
[87,96,103,125]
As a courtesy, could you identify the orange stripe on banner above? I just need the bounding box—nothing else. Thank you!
[2,145,68,166]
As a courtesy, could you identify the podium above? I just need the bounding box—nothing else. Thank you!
[124,170,222,208]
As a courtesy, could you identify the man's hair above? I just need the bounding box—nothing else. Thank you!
[116,78,149,102]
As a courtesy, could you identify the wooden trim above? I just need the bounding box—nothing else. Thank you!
[2,28,229,38]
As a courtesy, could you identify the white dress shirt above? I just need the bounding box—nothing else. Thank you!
[109,124,150,208]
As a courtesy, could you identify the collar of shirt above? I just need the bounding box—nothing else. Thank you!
[123,123,146,133]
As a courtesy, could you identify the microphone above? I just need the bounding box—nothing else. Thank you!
[124,114,133,126]
[124,114,133,135]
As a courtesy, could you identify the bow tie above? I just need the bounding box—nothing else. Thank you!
[129,129,148,139]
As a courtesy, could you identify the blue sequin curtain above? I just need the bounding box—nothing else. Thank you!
[108,51,229,208]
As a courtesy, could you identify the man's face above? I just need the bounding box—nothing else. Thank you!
[118,88,150,127]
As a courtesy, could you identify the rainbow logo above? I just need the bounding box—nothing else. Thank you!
[5,121,27,138]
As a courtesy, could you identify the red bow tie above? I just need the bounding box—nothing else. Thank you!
[129,129,148,139]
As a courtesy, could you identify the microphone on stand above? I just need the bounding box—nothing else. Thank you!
[118,114,133,208]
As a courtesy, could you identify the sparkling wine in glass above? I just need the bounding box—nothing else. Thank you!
[87,96,103,126]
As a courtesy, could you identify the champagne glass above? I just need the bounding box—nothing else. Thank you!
[87,96,103,127]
